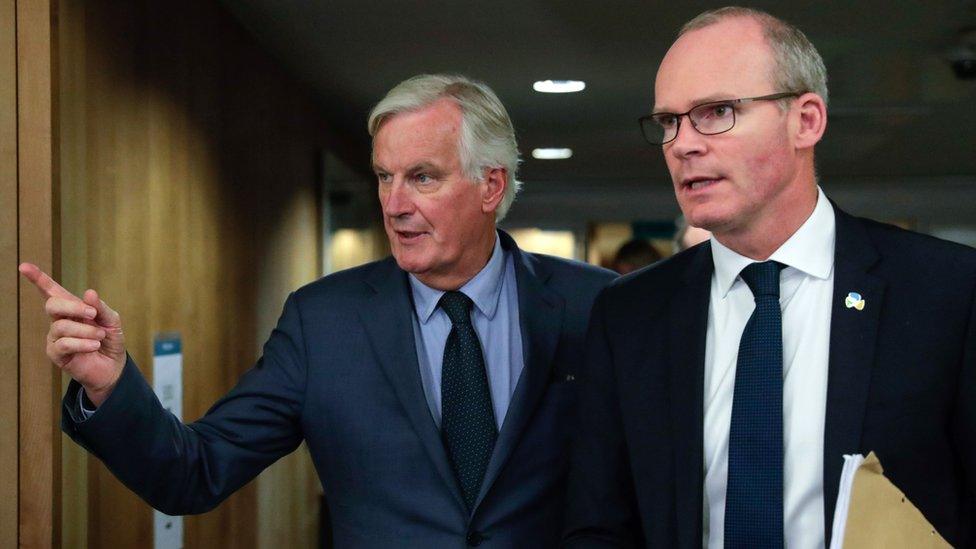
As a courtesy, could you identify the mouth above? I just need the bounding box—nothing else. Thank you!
[680,176,723,192]
[394,229,428,243]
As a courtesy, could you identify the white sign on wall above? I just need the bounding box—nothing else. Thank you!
[153,333,183,549]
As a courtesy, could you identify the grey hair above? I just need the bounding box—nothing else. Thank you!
[680,6,829,106]
[368,74,523,222]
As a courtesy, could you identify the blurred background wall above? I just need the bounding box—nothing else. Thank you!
[55,0,343,547]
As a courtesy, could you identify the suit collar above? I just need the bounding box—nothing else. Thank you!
[361,231,565,516]
[822,202,884,545]
[671,203,883,546]
[710,186,835,298]
[830,201,880,271]
[669,242,714,547]
[407,234,507,323]
[771,186,835,281]
[474,230,565,510]
[361,257,469,511]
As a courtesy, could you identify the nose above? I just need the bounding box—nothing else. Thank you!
[667,115,707,159]
[380,178,414,218]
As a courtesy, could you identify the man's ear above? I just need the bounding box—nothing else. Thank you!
[794,92,827,150]
[481,167,507,214]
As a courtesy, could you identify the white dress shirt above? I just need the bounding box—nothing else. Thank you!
[702,187,836,549]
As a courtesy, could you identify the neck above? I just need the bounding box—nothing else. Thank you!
[715,181,818,261]
[415,227,497,291]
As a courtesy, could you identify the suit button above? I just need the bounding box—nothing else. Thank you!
[466,530,485,546]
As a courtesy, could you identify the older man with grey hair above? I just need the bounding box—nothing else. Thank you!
[21,73,614,548]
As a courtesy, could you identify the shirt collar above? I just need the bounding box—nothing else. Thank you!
[711,186,836,298]
[409,233,507,324]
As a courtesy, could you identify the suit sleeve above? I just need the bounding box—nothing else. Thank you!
[952,276,976,547]
[563,288,642,547]
[61,292,308,515]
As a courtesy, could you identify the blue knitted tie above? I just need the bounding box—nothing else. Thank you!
[439,291,497,510]
[725,261,785,549]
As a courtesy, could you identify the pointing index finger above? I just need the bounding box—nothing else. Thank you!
[18,262,78,300]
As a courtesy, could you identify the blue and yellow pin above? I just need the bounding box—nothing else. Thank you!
[845,292,865,311]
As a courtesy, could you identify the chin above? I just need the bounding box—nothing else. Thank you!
[687,216,720,232]
[391,252,426,275]
[682,212,719,232]
[399,262,432,276]
[682,203,735,232]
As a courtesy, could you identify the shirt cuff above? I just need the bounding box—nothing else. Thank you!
[77,388,97,420]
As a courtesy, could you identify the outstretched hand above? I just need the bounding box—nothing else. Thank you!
[18,263,126,407]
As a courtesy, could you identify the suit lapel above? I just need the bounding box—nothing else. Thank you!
[669,244,713,548]
[358,258,467,511]
[474,232,565,510]
[822,206,884,545]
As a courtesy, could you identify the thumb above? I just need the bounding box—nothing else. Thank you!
[82,289,121,329]
[81,289,126,362]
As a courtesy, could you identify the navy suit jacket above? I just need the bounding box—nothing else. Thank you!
[563,205,976,548]
[63,230,614,548]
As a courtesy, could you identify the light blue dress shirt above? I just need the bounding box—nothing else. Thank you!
[408,234,524,431]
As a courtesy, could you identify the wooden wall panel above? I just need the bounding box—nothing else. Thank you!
[56,0,87,543]
[0,0,19,546]
[18,0,62,547]
[57,0,332,547]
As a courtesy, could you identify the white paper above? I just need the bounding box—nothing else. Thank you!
[829,453,866,549]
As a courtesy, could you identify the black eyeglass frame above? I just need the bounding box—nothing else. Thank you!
[638,91,803,145]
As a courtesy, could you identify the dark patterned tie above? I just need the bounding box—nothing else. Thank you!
[439,291,497,510]
[725,261,785,549]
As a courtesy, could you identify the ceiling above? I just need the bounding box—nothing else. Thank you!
[220,0,976,194]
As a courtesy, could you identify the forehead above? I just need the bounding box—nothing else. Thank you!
[372,98,462,167]
[654,17,775,111]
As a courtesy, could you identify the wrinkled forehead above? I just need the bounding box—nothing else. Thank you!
[653,18,775,112]
[371,99,463,168]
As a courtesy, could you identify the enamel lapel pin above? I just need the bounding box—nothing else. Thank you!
[845,291,865,311]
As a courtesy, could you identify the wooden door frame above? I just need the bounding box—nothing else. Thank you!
[0,0,20,543]
[2,0,61,546]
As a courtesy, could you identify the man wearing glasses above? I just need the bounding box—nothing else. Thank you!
[564,6,976,548]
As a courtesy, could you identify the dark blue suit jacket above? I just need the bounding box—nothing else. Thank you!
[564,205,976,547]
[63,231,614,548]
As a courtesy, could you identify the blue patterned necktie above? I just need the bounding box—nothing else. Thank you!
[725,261,785,549]
[439,291,497,510]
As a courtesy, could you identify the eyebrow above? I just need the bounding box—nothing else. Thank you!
[371,161,443,175]
[408,162,440,174]
[652,93,738,114]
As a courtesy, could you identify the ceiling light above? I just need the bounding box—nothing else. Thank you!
[532,80,585,93]
[532,148,573,160]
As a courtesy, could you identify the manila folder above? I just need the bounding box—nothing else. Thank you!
[843,451,950,548]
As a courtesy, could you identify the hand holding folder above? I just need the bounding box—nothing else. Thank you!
[829,452,951,549]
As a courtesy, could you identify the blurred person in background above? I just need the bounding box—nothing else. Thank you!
[611,238,662,275]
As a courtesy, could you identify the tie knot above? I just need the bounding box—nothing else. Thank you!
[439,291,473,325]
[739,261,784,299]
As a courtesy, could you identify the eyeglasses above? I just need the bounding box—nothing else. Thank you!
[638,92,802,145]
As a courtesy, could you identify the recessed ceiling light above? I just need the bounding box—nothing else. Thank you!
[532,148,573,160]
[532,80,585,93]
